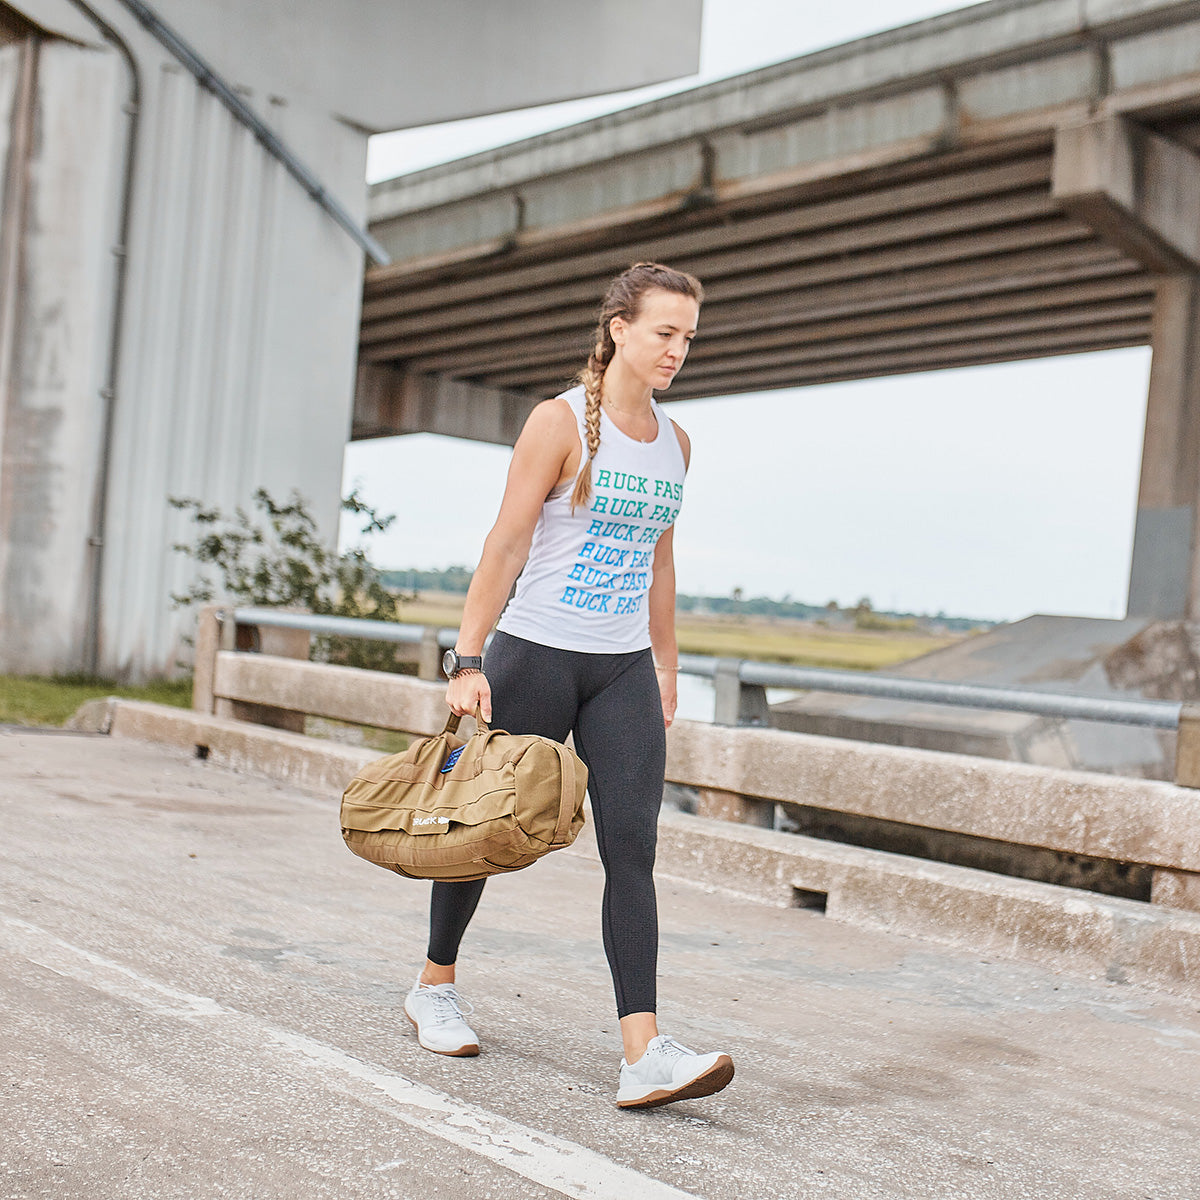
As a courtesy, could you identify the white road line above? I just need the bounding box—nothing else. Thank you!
[2,914,699,1200]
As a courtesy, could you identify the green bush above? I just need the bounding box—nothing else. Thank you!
[170,488,409,673]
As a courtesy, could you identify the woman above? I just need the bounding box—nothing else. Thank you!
[404,262,734,1110]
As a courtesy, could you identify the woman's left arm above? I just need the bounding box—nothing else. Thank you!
[648,526,681,728]
[648,419,692,728]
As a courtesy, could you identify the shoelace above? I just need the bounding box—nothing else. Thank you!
[649,1035,694,1061]
[420,986,474,1023]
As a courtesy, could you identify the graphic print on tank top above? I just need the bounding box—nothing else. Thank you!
[496,385,687,654]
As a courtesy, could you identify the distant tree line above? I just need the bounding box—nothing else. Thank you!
[378,566,994,632]
[379,566,474,594]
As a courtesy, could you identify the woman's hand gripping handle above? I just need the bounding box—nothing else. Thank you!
[446,669,492,723]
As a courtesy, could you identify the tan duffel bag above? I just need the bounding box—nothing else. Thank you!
[340,709,588,882]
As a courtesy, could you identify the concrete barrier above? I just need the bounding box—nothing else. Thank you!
[666,719,1200,886]
[72,697,1200,1001]
[179,636,1200,915]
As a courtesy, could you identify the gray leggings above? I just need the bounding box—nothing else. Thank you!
[427,631,665,1018]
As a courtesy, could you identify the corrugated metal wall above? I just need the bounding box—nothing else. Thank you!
[0,18,365,678]
[102,48,365,678]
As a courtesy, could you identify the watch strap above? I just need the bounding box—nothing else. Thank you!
[447,651,483,677]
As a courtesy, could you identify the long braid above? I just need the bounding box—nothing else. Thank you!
[569,262,703,513]
[570,335,614,512]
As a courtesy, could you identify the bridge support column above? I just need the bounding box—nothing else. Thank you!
[1128,277,1200,619]
[1054,117,1200,620]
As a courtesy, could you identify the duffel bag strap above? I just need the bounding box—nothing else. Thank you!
[466,705,577,846]
[548,740,579,846]
[442,710,463,735]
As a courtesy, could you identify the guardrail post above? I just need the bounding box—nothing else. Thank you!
[192,605,222,714]
[703,658,775,827]
[418,627,442,681]
[1174,702,1200,788]
[713,658,771,727]
[217,609,309,732]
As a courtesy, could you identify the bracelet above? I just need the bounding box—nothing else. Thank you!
[451,667,484,679]
[654,663,680,672]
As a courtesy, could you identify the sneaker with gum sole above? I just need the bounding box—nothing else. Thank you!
[404,981,480,1057]
[616,1034,734,1109]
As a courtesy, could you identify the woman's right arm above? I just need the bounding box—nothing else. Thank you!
[446,399,580,720]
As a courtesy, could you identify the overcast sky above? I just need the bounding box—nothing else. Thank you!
[342,0,1151,624]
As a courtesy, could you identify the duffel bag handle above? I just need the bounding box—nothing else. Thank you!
[439,706,492,736]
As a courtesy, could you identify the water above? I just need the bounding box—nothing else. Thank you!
[674,673,800,724]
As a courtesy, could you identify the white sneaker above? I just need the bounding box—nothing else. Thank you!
[404,981,480,1057]
[616,1034,734,1109]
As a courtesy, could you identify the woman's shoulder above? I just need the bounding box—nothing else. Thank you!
[524,393,581,436]
[514,394,582,461]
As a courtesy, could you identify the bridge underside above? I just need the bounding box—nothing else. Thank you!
[358,138,1163,415]
[357,1,1200,438]
[356,0,1200,622]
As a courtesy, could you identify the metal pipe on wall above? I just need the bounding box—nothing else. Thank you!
[112,0,390,267]
[67,0,141,677]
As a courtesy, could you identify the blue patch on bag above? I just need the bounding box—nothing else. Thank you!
[440,745,464,774]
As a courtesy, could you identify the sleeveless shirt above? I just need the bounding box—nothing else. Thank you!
[496,385,687,653]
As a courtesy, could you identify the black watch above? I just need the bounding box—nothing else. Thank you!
[443,648,483,678]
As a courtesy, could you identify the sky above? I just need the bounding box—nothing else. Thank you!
[341,0,1152,625]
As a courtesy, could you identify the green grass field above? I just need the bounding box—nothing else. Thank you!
[676,617,959,670]
[0,674,193,728]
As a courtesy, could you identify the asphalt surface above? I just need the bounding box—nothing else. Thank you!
[3,726,1200,1200]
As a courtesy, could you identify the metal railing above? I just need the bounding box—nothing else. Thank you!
[227,607,1182,732]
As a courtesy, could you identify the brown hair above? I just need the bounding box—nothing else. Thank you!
[570,261,704,512]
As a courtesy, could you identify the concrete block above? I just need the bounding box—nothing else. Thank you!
[224,616,313,733]
[1053,116,1200,272]
[64,697,117,734]
[958,49,1093,122]
[694,787,775,828]
[418,628,441,682]
[98,698,1200,999]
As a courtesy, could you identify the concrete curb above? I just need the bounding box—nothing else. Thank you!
[90,699,1200,1000]
[81,698,376,797]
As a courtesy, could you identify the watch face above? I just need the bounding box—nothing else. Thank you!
[442,649,456,676]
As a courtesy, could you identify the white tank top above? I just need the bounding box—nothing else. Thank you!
[497,385,687,653]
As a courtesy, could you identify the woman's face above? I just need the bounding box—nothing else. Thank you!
[610,288,699,392]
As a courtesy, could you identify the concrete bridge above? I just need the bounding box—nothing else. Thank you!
[358,0,1200,625]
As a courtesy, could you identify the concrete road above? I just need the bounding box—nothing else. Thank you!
[2,727,1199,1200]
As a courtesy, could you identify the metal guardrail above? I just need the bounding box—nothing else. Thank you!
[230,606,458,650]
[228,607,1183,732]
